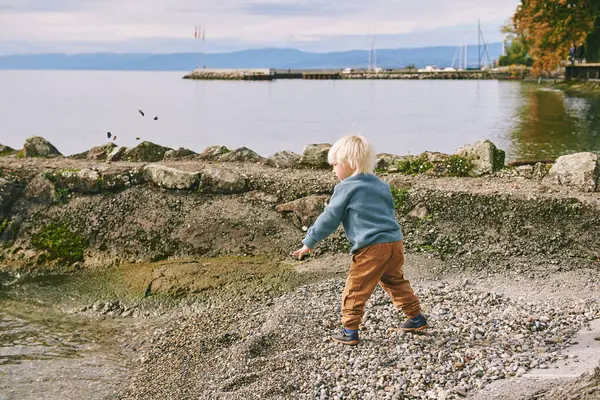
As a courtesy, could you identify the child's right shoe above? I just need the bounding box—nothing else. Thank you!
[400,314,428,332]
[331,328,360,345]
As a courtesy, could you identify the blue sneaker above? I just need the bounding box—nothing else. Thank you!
[400,314,428,332]
[331,328,360,345]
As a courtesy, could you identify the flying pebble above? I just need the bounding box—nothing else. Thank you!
[107,132,112,139]
[139,109,145,116]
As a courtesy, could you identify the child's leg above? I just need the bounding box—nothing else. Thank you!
[341,243,393,330]
[379,241,422,319]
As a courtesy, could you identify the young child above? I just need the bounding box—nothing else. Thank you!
[292,135,427,345]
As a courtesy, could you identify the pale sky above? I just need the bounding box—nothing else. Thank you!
[0,0,520,54]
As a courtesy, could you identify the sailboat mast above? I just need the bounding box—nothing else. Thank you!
[478,19,481,70]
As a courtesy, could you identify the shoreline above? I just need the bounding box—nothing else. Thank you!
[1,136,599,399]
[553,79,600,95]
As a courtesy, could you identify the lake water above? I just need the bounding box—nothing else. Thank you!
[0,276,130,400]
[1,70,600,160]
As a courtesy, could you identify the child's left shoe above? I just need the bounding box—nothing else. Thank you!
[399,314,428,332]
[331,328,360,345]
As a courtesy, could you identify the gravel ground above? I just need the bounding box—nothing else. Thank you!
[115,256,600,400]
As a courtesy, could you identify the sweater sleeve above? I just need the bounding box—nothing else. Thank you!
[302,184,349,249]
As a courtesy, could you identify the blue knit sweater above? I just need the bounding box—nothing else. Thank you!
[302,174,403,253]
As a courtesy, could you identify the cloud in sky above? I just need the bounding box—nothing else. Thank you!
[0,0,520,54]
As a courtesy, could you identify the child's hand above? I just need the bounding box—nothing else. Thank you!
[292,245,312,260]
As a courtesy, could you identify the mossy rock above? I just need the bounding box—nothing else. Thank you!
[69,143,117,161]
[31,223,88,264]
[22,136,63,158]
[123,141,172,162]
[44,168,101,194]
[0,145,16,156]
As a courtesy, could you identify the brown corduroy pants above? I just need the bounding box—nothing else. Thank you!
[341,240,422,330]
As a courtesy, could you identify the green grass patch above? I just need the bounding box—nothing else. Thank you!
[390,185,410,210]
[55,187,71,203]
[396,155,433,175]
[443,155,474,177]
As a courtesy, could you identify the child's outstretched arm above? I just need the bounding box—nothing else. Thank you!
[292,185,349,259]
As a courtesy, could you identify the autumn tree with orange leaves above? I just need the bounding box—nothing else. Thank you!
[513,0,599,75]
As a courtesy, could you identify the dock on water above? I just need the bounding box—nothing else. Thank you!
[566,64,600,81]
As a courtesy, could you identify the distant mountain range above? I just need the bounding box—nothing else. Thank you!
[0,43,502,71]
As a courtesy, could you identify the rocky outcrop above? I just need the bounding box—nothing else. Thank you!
[267,151,301,169]
[456,139,506,176]
[218,147,264,163]
[275,195,330,229]
[123,141,172,162]
[70,143,117,161]
[422,151,450,163]
[300,144,331,169]
[1,138,600,272]
[199,167,247,194]
[24,175,56,203]
[46,169,102,194]
[164,148,196,160]
[198,145,230,160]
[0,144,15,156]
[0,178,24,216]
[543,152,599,192]
[143,165,200,190]
[376,154,414,171]
[107,146,128,162]
[21,136,62,158]
[101,168,144,192]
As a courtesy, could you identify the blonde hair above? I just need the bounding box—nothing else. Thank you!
[328,135,376,175]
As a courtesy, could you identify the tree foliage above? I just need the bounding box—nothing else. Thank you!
[499,21,533,66]
[514,0,598,75]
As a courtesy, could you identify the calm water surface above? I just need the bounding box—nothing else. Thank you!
[0,276,128,400]
[1,70,599,160]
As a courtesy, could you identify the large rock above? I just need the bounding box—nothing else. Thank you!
[143,165,200,190]
[275,195,330,229]
[421,151,450,163]
[123,141,172,162]
[102,168,145,191]
[456,140,505,176]
[543,152,599,192]
[199,166,248,193]
[218,147,264,163]
[198,145,230,160]
[267,151,301,168]
[163,147,197,160]
[300,144,331,169]
[70,143,117,161]
[0,178,24,215]
[47,169,102,193]
[376,153,414,171]
[0,144,15,156]
[107,146,128,162]
[24,175,56,203]
[22,136,62,158]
